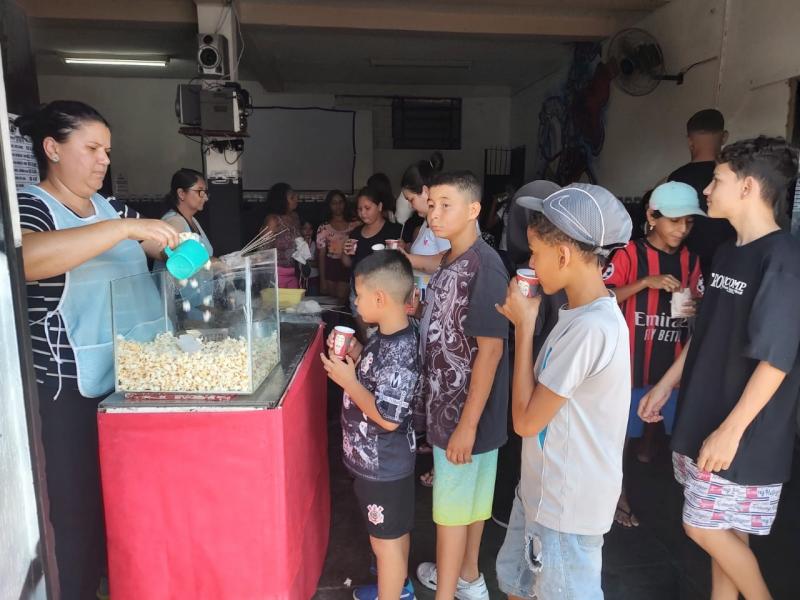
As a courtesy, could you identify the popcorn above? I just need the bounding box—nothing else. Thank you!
[116,332,279,393]
[178,279,188,288]
[202,310,212,322]
[189,278,199,288]
[182,300,191,313]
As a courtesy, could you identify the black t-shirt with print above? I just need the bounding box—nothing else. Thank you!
[419,238,510,453]
[350,221,403,271]
[671,231,800,485]
[341,324,420,481]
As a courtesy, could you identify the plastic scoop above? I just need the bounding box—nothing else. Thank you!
[164,239,210,280]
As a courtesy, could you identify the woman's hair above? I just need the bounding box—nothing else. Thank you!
[401,151,444,193]
[14,100,110,176]
[265,182,292,216]
[355,186,381,207]
[366,172,395,213]
[165,168,204,209]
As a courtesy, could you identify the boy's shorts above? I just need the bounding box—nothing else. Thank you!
[353,474,415,539]
[673,452,782,535]
[627,387,678,438]
[496,490,603,600]
[432,446,497,526]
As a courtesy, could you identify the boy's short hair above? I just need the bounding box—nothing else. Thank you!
[430,171,482,203]
[687,109,724,134]
[527,212,607,267]
[354,250,414,303]
[718,136,799,208]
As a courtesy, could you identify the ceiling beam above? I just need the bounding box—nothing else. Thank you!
[17,0,196,23]
[237,1,643,39]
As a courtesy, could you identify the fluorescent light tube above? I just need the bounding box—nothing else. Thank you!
[64,57,169,67]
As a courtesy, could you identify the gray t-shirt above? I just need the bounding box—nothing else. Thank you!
[419,238,509,453]
[520,295,630,535]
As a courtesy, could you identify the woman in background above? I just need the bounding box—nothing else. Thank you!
[261,182,301,288]
[153,168,213,270]
[316,189,358,303]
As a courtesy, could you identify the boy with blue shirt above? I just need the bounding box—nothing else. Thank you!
[321,251,420,600]
[495,184,633,599]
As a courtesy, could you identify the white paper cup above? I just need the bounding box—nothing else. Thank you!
[385,239,400,249]
[671,288,693,318]
[332,326,355,359]
[371,243,386,251]
[516,268,539,298]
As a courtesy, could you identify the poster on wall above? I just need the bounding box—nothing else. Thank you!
[8,115,39,187]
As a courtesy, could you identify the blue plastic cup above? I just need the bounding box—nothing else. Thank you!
[164,239,210,279]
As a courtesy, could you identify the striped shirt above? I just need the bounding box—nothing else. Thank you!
[604,239,703,387]
[17,191,140,389]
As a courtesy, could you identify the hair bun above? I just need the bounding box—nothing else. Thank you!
[13,112,40,138]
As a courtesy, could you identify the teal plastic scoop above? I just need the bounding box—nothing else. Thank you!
[164,239,210,279]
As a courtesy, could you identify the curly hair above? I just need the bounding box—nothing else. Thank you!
[718,136,799,209]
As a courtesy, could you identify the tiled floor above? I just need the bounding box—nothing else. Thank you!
[315,389,800,599]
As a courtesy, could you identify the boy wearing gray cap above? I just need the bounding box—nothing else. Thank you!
[494,184,633,599]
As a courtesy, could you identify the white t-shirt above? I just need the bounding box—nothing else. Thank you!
[410,221,450,256]
[521,294,630,535]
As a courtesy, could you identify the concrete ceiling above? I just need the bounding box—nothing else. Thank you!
[22,0,669,93]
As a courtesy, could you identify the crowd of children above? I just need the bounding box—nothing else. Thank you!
[319,119,800,599]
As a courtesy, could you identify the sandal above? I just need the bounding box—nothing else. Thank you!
[419,469,434,488]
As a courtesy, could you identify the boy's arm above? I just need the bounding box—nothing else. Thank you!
[319,353,399,431]
[510,315,568,437]
[638,340,690,422]
[447,336,503,464]
[697,361,786,472]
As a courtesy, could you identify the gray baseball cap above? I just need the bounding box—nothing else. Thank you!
[515,183,632,257]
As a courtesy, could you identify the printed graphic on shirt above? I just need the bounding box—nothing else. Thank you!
[605,239,702,386]
[341,326,419,481]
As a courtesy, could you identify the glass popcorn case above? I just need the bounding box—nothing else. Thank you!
[111,249,280,395]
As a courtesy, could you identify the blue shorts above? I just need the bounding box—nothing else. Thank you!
[496,490,604,599]
[627,387,678,438]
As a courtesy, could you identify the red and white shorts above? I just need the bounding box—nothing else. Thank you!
[673,452,782,536]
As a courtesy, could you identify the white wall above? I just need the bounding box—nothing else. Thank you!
[509,0,800,198]
[373,96,511,187]
[38,75,510,196]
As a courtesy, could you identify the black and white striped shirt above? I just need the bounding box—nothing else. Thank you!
[18,192,140,389]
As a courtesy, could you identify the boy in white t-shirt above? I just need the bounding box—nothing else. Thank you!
[494,184,632,599]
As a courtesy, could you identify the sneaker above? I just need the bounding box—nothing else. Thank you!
[353,578,416,599]
[416,563,490,600]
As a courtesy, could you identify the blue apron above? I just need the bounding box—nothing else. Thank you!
[24,185,164,398]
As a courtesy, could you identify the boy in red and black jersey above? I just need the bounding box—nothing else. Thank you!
[604,181,704,527]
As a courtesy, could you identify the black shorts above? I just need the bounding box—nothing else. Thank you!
[353,474,415,539]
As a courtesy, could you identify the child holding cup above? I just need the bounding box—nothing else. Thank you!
[603,181,704,527]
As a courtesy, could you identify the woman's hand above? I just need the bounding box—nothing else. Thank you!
[124,219,180,250]
[643,274,681,293]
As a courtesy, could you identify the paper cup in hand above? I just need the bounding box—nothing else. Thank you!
[671,288,693,318]
[385,239,400,249]
[516,269,539,298]
[332,326,355,359]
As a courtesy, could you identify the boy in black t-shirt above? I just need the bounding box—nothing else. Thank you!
[320,251,419,600]
[640,137,800,600]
